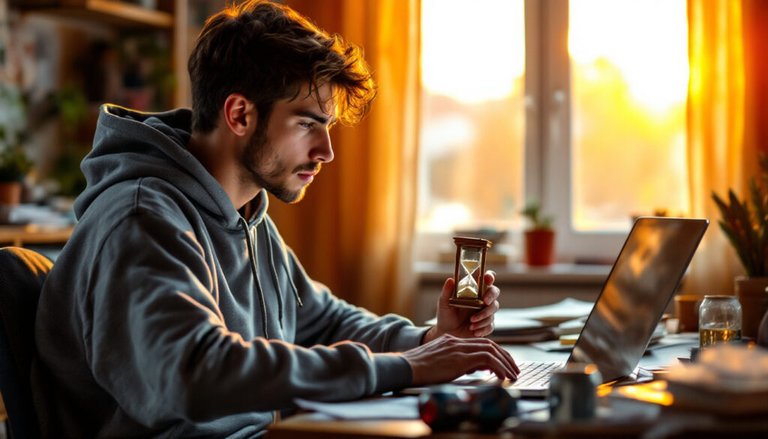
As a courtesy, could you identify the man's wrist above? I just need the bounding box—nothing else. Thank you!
[422,326,439,344]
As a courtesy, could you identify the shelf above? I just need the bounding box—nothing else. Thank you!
[13,0,173,29]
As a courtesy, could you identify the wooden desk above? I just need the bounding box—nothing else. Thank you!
[267,340,699,438]
[268,413,512,438]
[268,414,435,439]
[0,224,74,247]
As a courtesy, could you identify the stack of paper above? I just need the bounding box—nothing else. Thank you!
[426,298,595,344]
[489,298,594,343]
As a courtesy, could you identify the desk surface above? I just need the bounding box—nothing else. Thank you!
[267,338,703,439]
[0,224,73,246]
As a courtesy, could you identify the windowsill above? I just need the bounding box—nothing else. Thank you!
[415,261,611,285]
[410,261,610,324]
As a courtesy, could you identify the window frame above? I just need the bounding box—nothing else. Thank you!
[529,0,626,264]
[415,0,639,265]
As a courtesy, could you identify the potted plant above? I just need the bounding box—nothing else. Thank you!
[0,83,33,205]
[0,142,33,205]
[520,200,555,266]
[711,152,768,339]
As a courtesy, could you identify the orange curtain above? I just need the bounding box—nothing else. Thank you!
[685,0,762,294]
[270,0,421,317]
[742,0,768,159]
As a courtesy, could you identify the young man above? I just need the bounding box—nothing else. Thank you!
[34,1,518,437]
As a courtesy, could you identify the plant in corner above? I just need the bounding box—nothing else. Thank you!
[711,152,768,339]
[520,200,555,266]
[0,82,34,205]
[0,141,33,206]
[0,142,33,182]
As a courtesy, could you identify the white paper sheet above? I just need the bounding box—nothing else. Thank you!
[294,396,420,420]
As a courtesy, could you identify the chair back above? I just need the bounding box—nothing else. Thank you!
[0,247,53,439]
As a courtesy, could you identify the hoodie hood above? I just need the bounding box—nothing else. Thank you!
[75,104,257,229]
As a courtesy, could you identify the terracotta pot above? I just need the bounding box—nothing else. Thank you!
[524,229,555,266]
[674,294,703,332]
[0,181,22,206]
[759,308,768,348]
[734,276,768,339]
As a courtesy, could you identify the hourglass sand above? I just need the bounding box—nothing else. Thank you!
[449,237,492,309]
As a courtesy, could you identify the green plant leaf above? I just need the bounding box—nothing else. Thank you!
[712,152,768,276]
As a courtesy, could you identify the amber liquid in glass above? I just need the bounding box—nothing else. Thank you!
[699,328,741,347]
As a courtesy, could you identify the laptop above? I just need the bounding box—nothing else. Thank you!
[411,216,709,397]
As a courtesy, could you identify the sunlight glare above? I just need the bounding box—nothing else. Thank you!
[569,0,688,113]
[418,202,472,232]
[421,0,525,104]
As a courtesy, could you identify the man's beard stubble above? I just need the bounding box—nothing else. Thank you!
[240,128,318,204]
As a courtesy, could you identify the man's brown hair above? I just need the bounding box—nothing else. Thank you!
[188,0,376,133]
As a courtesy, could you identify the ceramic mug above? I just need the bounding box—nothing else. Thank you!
[548,363,602,423]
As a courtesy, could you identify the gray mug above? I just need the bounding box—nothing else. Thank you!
[548,363,602,423]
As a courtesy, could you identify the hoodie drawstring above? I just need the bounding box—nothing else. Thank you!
[264,220,303,308]
[261,221,284,328]
[241,218,270,338]
[241,218,304,337]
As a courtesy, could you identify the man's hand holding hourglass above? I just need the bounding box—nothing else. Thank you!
[425,270,501,341]
[402,270,519,386]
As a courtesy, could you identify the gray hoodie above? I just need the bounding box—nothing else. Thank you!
[34,104,426,438]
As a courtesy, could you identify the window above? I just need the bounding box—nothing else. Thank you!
[416,0,689,263]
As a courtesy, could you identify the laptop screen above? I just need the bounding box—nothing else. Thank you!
[568,217,708,381]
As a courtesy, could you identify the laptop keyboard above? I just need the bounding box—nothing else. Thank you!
[510,361,565,388]
[452,361,564,389]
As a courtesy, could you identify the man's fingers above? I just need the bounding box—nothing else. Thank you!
[404,335,519,385]
[450,337,519,378]
[472,321,494,338]
[483,270,496,286]
[471,299,499,324]
[482,284,500,305]
[440,277,454,301]
[496,342,520,375]
[467,349,517,380]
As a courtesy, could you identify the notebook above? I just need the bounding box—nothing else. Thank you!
[409,216,709,398]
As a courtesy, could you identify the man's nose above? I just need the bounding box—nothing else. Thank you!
[311,129,334,163]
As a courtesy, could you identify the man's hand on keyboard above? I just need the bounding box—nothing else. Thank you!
[422,271,501,343]
[402,334,520,386]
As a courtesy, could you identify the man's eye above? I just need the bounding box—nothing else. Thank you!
[299,121,314,129]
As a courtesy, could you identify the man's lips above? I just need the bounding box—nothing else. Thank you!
[296,163,321,183]
[297,170,317,183]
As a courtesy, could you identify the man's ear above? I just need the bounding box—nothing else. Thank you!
[222,93,256,137]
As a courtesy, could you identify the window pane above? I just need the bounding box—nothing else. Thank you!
[570,0,689,232]
[418,0,525,232]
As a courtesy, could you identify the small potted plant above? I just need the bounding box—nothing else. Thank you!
[711,152,768,339]
[0,83,33,205]
[520,200,555,266]
[0,142,33,205]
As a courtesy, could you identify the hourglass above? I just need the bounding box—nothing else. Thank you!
[449,237,492,309]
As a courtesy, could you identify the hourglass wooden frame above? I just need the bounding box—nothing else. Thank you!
[449,237,492,309]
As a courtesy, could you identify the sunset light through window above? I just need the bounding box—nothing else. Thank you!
[417,0,690,259]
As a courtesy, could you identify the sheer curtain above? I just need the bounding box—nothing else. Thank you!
[685,0,767,294]
[271,0,421,317]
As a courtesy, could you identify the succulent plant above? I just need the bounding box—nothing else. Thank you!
[711,153,768,277]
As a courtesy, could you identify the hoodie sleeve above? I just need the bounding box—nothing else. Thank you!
[262,217,429,353]
[84,209,413,426]
[287,253,428,352]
